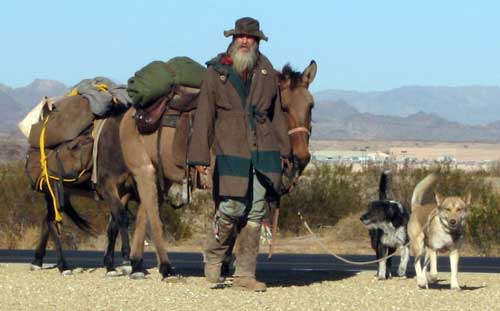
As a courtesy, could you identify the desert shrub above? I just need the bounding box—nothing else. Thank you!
[486,160,500,177]
[466,190,500,255]
[0,161,45,248]
[278,161,500,254]
[280,163,364,234]
[0,161,193,249]
[159,204,192,241]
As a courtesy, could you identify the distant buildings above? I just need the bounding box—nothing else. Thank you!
[311,149,490,171]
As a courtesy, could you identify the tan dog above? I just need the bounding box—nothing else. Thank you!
[408,173,470,289]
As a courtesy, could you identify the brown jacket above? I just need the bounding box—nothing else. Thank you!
[187,52,290,197]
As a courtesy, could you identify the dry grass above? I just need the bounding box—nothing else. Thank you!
[2,158,500,257]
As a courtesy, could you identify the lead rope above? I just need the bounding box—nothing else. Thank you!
[296,211,405,265]
[295,207,437,266]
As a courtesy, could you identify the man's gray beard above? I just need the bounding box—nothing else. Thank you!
[228,42,258,74]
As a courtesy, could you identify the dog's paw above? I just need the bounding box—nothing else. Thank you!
[397,267,407,278]
[450,282,462,290]
[417,276,428,289]
[426,273,438,284]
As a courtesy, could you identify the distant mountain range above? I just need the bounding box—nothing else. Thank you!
[315,86,500,125]
[313,100,500,142]
[1,79,500,142]
[0,79,68,111]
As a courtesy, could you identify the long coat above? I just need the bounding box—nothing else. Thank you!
[187,52,291,198]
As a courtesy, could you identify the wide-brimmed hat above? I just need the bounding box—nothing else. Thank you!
[223,17,268,42]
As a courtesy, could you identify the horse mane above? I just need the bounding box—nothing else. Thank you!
[280,64,302,90]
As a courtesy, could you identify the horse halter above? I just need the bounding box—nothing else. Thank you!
[288,126,311,136]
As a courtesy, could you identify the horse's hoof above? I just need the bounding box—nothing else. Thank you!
[61,270,73,276]
[72,268,84,274]
[120,265,132,275]
[44,264,57,270]
[209,282,227,289]
[106,270,124,277]
[30,264,42,271]
[130,272,145,280]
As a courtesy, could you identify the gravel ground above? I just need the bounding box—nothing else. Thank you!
[1,263,499,311]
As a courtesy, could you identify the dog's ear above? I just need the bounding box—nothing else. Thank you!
[390,205,406,228]
[463,192,472,205]
[435,192,444,206]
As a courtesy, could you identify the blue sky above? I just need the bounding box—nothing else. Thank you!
[1,0,499,92]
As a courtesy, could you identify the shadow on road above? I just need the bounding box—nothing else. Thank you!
[260,270,358,288]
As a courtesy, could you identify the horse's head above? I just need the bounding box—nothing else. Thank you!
[279,60,317,173]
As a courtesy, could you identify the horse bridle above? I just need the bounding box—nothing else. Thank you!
[282,126,312,194]
[288,126,311,136]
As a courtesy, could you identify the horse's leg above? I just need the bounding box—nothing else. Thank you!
[31,213,50,270]
[47,219,71,275]
[120,109,174,280]
[102,188,131,275]
[119,193,131,267]
[103,214,120,275]
[40,190,70,274]
[135,165,174,280]
[129,204,147,279]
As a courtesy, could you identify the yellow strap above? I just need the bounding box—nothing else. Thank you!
[95,83,109,92]
[68,88,79,96]
[68,83,109,97]
[47,169,87,182]
[38,117,63,222]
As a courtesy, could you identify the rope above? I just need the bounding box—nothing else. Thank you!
[37,116,90,222]
[38,117,62,222]
[296,211,408,266]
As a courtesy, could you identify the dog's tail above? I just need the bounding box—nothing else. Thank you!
[411,172,438,210]
[379,170,392,200]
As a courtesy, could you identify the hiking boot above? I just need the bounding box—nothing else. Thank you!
[204,262,223,283]
[233,221,267,292]
[204,212,236,283]
[233,276,267,292]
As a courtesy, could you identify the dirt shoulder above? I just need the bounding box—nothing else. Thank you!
[0,263,496,310]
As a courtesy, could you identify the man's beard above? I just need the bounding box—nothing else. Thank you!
[228,41,258,74]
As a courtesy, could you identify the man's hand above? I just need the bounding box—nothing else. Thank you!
[195,165,208,175]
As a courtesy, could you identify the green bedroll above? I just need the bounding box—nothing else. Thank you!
[128,56,206,108]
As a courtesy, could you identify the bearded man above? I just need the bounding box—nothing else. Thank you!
[187,17,291,292]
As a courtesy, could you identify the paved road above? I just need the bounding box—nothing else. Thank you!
[1,250,499,275]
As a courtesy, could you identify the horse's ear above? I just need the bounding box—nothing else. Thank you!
[302,60,317,85]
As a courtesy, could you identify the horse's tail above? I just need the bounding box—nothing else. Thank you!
[379,170,392,200]
[61,199,92,234]
[411,172,438,210]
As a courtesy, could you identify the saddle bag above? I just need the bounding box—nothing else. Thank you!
[26,133,94,188]
[134,95,169,134]
[28,95,94,148]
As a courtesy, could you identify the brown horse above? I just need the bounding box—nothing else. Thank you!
[30,109,136,275]
[30,104,142,275]
[120,60,317,279]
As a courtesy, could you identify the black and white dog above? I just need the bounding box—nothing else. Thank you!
[360,170,410,280]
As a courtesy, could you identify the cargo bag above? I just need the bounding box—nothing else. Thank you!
[26,133,94,188]
[28,95,94,148]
